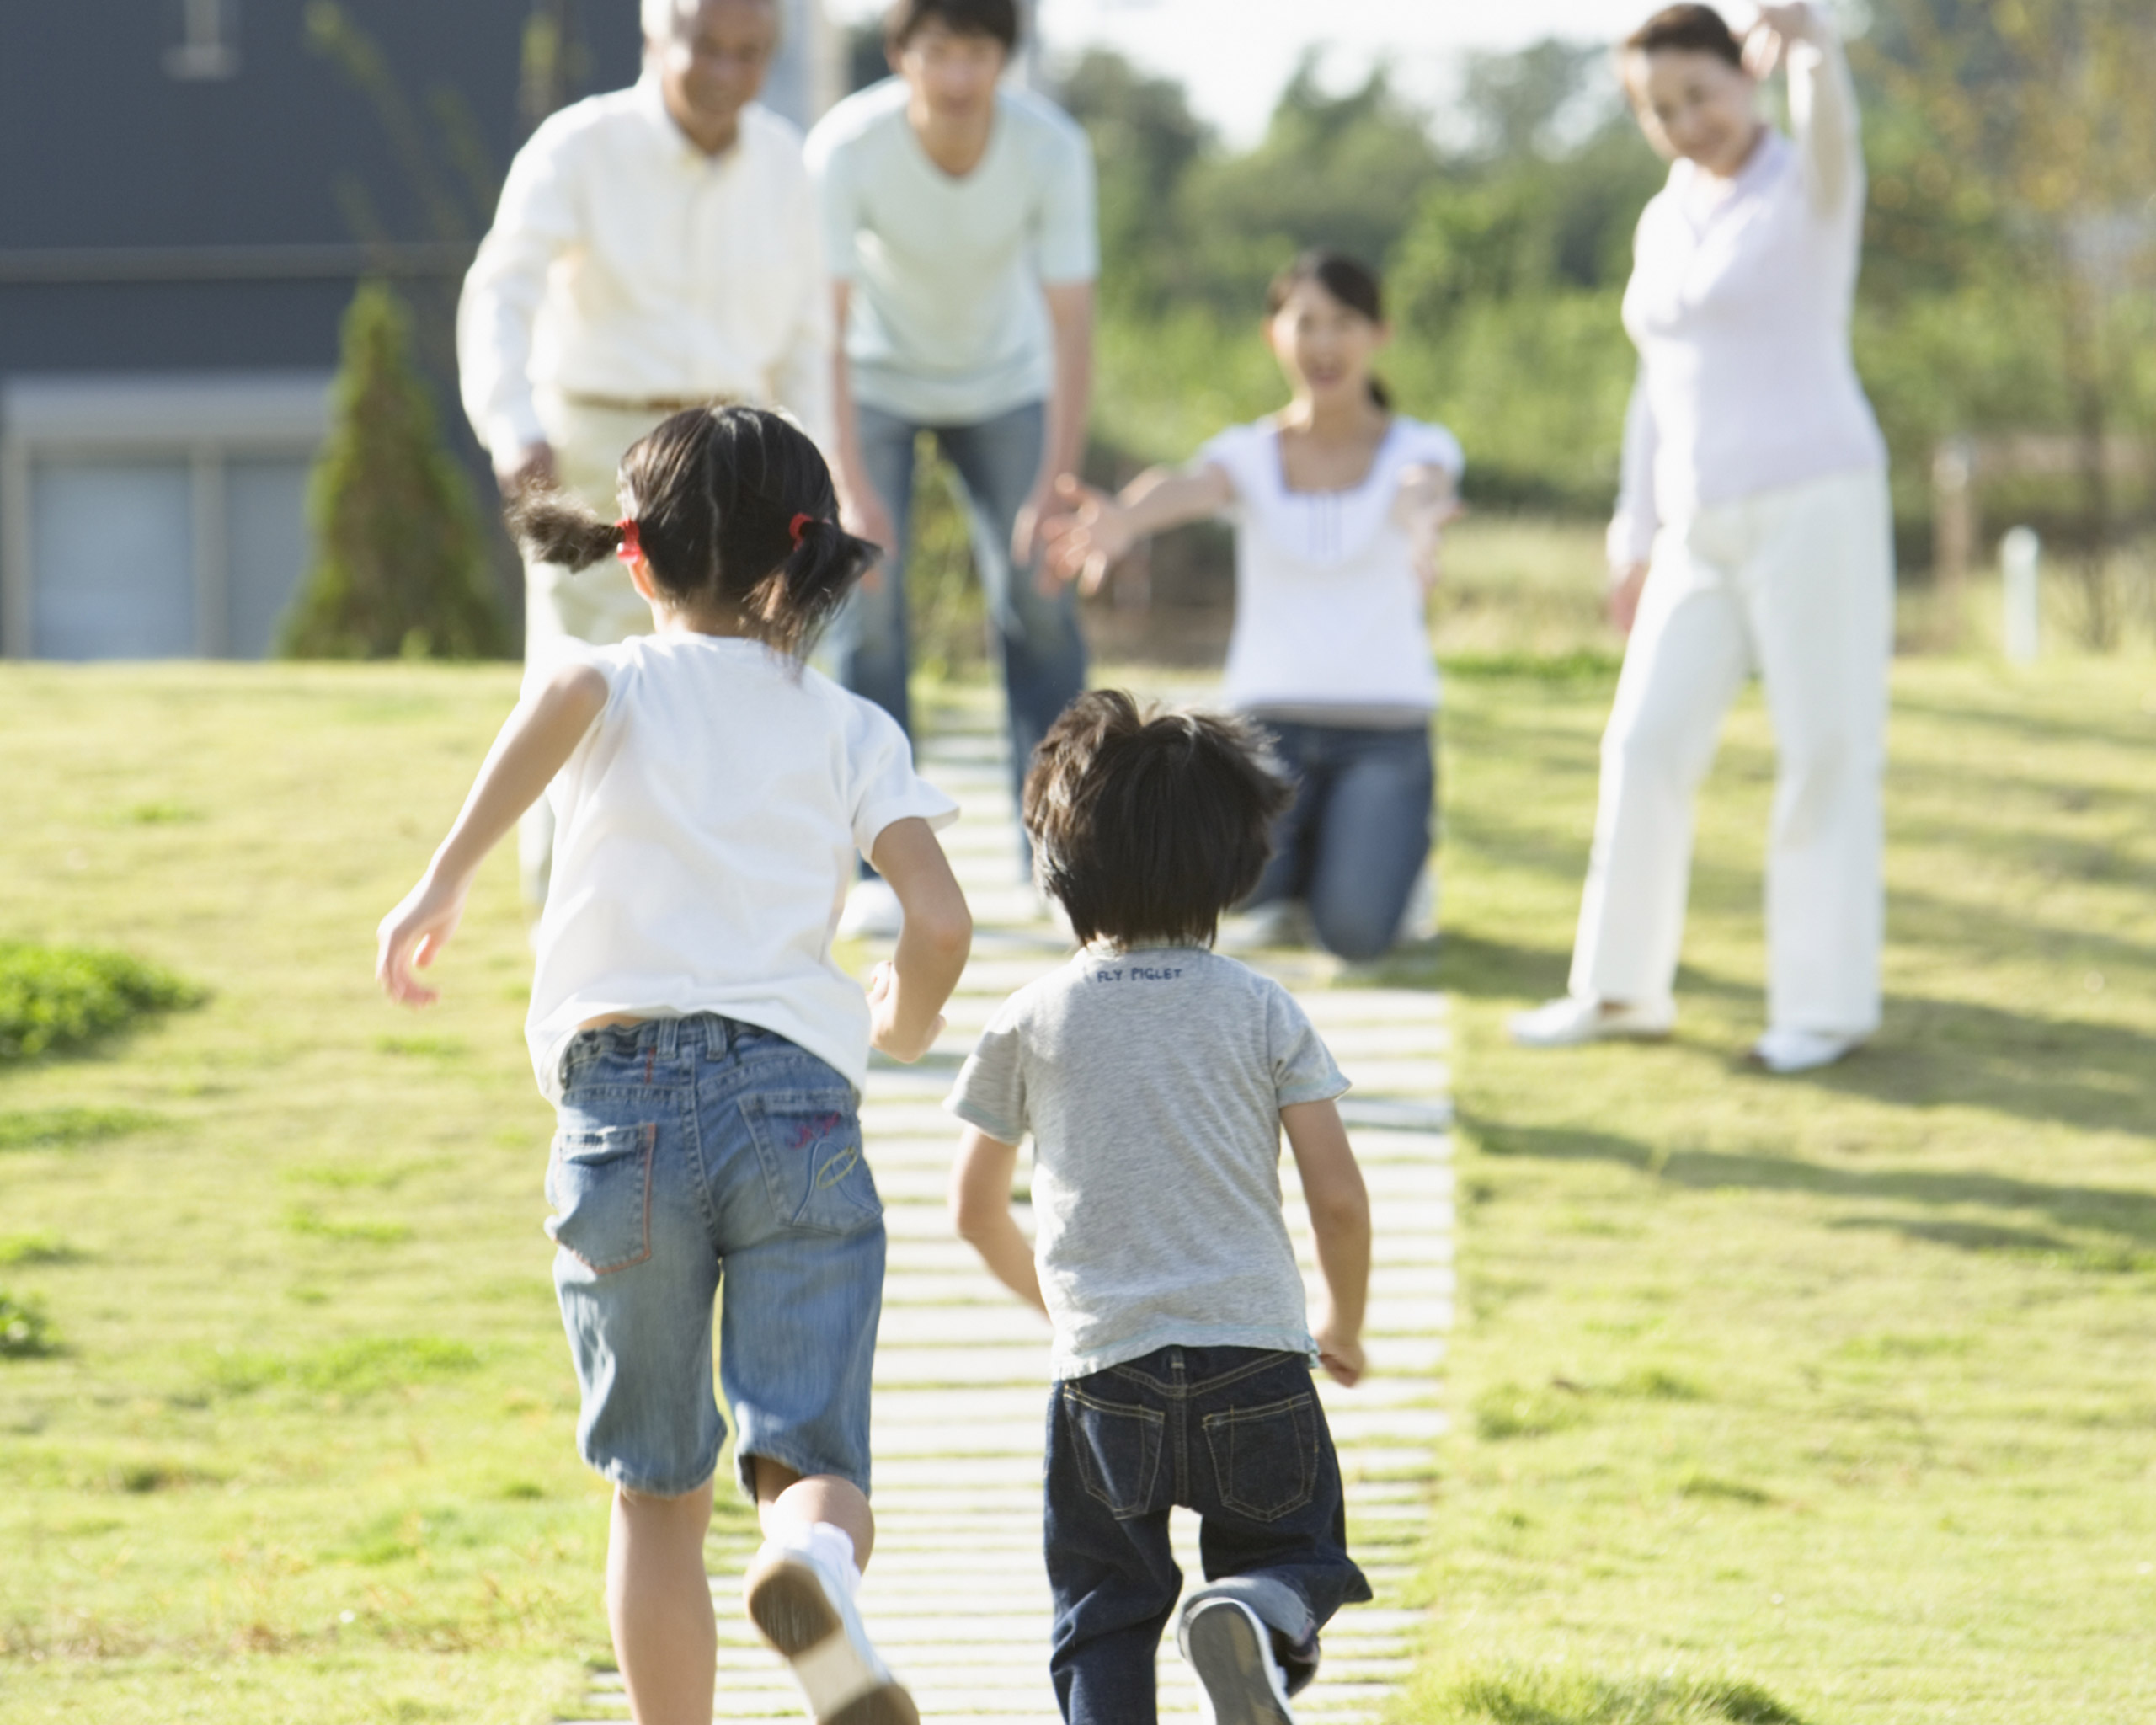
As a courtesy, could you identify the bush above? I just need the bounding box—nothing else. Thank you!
[0,942,204,1062]
[281,281,509,660]
[0,1292,59,1359]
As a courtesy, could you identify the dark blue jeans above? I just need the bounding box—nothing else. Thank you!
[831,398,1088,825]
[1044,1345,1369,1725]
[1247,718,1437,961]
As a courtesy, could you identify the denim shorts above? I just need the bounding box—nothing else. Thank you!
[545,1014,884,1499]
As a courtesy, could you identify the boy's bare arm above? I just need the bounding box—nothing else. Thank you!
[376,664,607,1006]
[948,1127,1047,1316]
[866,818,973,1063]
[1282,1098,1371,1386]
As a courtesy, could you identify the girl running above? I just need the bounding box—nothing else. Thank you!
[1043,250,1463,961]
[376,405,969,1725]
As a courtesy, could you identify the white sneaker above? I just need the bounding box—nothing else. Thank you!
[1178,1595,1297,1725]
[744,1544,917,1725]
[1508,995,1675,1047]
[1395,865,1439,945]
[1218,899,1309,953]
[1750,1027,1862,1074]
[835,879,904,941]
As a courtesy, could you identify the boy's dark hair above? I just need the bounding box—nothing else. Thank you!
[884,0,1018,53]
[505,406,878,660]
[1023,692,1293,949]
[1622,4,1743,70]
[1265,248,1392,410]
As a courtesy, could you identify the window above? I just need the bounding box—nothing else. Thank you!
[166,0,239,81]
[1,374,330,660]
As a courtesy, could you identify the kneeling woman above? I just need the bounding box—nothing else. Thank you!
[1044,251,1461,960]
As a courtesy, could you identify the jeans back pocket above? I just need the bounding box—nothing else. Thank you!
[1062,1384,1165,1520]
[545,1122,655,1274]
[740,1088,882,1236]
[1203,1392,1317,1523]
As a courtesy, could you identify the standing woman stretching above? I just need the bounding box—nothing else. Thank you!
[1512,2,1892,1074]
[1044,252,1461,961]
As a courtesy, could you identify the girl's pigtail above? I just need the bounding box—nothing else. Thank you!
[751,514,881,657]
[504,486,624,571]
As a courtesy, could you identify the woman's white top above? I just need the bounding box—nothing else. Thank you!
[1200,414,1465,718]
[524,634,957,1102]
[1609,31,1887,569]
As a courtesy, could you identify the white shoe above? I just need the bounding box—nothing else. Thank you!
[1178,1595,1297,1725]
[1750,1027,1862,1074]
[1395,865,1439,945]
[1218,899,1309,953]
[1508,995,1674,1047]
[835,879,904,941]
[744,1544,917,1725]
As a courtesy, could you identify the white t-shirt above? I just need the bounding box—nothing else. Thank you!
[1199,415,1465,718]
[523,634,958,1101]
[806,79,1098,425]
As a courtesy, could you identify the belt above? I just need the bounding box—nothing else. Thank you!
[560,389,744,415]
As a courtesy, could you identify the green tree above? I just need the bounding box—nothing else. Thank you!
[281,283,509,660]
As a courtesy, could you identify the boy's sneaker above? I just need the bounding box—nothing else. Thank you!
[744,1544,917,1725]
[836,879,905,941]
[1177,1594,1299,1725]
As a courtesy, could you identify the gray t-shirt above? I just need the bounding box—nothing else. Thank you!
[944,947,1348,1380]
[806,79,1098,425]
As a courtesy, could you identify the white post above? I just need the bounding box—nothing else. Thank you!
[2000,525,2041,665]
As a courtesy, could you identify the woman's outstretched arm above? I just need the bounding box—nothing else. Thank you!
[1038,462,1235,593]
[1749,3,1863,220]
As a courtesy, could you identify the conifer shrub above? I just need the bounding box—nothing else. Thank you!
[281,281,509,660]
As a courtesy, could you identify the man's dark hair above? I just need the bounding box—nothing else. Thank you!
[1022,692,1293,949]
[1623,4,1743,70]
[883,0,1018,53]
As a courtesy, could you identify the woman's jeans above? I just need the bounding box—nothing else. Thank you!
[1043,1345,1369,1725]
[1248,718,1436,961]
[830,398,1089,823]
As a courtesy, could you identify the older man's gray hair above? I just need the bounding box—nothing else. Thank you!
[642,0,776,39]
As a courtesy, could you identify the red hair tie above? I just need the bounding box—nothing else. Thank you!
[789,512,815,547]
[615,518,641,564]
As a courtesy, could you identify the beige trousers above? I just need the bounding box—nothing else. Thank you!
[518,397,671,907]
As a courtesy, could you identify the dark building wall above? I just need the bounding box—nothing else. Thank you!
[0,0,643,378]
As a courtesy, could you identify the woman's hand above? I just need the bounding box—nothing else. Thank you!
[1608,562,1650,636]
[1037,474,1135,595]
[1397,465,1465,593]
[376,871,473,1007]
[1745,3,1823,78]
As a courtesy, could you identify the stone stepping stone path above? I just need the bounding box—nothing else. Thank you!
[567,701,1452,1724]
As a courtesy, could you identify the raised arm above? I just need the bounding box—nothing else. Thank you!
[1039,461,1235,594]
[1748,2,1863,221]
[1282,1098,1371,1387]
[376,663,608,1005]
[457,126,579,495]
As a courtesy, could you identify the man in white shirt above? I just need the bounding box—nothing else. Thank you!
[807,0,1097,932]
[457,0,829,907]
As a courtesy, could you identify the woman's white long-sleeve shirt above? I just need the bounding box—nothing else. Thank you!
[456,77,830,460]
[1608,34,1886,569]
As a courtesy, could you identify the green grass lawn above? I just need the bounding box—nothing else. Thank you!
[0,598,2150,1722]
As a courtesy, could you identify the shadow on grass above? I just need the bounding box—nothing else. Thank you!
[1464,1113,2156,1250]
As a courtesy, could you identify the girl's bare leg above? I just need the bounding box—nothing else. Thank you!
[607,1480,717,1725]
[753,1456,876,1567]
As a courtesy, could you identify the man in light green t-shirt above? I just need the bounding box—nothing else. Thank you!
[806,0,1097,934]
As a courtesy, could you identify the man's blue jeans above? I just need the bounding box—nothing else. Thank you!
[830,398,1088,829]
[1043,1345,1369,1725]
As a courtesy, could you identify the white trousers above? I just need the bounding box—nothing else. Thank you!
[517,397,668,907]
[1567,466,1893,1035]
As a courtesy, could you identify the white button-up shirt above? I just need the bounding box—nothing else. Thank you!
[1609,32,1886,569]
[458,75,830,459]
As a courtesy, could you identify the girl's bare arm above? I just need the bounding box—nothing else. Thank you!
[949,1127,1047,1314]
[865,817,973,1062]
[376,663,608,1005]
[1282,1098,1372,1386]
